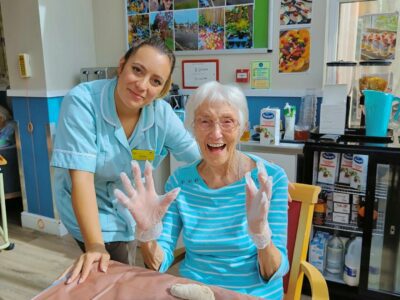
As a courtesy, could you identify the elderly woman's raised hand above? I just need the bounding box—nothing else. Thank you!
[245,161,273,249]
[114,160,180,241]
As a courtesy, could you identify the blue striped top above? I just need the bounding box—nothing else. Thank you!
[157,153,289,299]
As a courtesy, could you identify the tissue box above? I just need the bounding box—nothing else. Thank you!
[319,84,347,135]
[260,108,280,145]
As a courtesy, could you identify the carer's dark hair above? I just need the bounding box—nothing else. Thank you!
[122,36,176,98]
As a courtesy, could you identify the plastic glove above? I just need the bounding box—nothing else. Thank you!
[245,161,273,249]
[114,160,180,242]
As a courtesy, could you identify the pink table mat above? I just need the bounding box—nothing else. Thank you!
[33,261,260,300]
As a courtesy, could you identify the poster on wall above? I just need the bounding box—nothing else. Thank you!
[359,12,398,60]
[125,0,267,51]
[279,0,312,26]
[250,60,271,89]
[279,28,310,73]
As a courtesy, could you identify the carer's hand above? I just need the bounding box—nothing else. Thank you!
[60,243,110,285]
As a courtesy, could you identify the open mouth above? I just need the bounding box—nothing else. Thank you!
[207,143,226,151]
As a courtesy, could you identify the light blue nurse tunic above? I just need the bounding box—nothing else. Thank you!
[50,78,200,243]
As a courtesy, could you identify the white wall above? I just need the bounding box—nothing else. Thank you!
[1,0,329,95]
[91,1,328,93]
[92,0,126,66]
[1,0,96,94]
[39,0,96,91]
[0,0,46,91]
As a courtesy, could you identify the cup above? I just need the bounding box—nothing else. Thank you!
[363,90,400,137]
[240,122,251,142]
[294,125,310,141]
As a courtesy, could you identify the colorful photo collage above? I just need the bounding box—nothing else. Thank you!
[279,0,312,73]
[126,0,254,51]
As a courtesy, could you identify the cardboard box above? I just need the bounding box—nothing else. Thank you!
[352,194,361,205]
[338,153,353,184]
[350,211,358,224]
[333,192,350,203]
[317,152,339,184]
[333,212,350,224]
[334,202,351,214]
[260,108,280,145]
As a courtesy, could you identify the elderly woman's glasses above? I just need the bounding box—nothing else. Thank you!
[194,117,238,131]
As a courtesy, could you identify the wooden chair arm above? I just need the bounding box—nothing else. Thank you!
[300,261,329,300]
[171,247,186,267]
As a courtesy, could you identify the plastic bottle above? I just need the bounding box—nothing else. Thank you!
[283,103,296,140]
[368,234,383,290]
[325,232,344,274]
[343,236,362,286]
[298,89,317,130]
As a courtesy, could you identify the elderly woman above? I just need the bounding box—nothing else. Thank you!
[115,81,289,299]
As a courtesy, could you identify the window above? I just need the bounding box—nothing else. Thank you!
[331,0,399,95]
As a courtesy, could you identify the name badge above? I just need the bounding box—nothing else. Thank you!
[131,149,155,161]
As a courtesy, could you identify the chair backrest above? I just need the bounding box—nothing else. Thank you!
[284,183,321,300]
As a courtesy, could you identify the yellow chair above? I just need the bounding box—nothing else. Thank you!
[284,183,328,300]
[172,183,329,300]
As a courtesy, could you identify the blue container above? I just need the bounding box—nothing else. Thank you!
[363,90,400,137]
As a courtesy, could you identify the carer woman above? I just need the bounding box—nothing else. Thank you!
[50,36,200,283]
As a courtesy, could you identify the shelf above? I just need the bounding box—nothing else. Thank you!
[314,222,384,236]
[314,223,363,234]
[324,271,346,285]
[317,183,366,196]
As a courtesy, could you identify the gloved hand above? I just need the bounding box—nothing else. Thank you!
[245,161,273,249]
[114,160,180,242]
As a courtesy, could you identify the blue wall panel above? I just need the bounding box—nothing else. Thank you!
[47,97,63,123]
[247,96,322,130]
[30,100,54,218]
[12,98,39,215]
[11,96,63,219]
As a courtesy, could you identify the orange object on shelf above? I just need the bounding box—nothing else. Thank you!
[0,155,7,166]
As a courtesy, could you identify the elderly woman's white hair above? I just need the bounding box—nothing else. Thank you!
[184,81,249,134]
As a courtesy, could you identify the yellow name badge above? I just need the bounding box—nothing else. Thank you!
[131,149,155,161]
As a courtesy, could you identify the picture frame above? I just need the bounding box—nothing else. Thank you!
[182,59,219,89]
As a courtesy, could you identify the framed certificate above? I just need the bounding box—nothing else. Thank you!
[182,59,219,89]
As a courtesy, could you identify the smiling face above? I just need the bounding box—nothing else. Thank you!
[194,100,241,169]
[115,45,171,115]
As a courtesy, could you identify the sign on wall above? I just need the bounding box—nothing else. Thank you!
[358,12,398,60]
[182,59,219,88]
[126,0,269,52]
